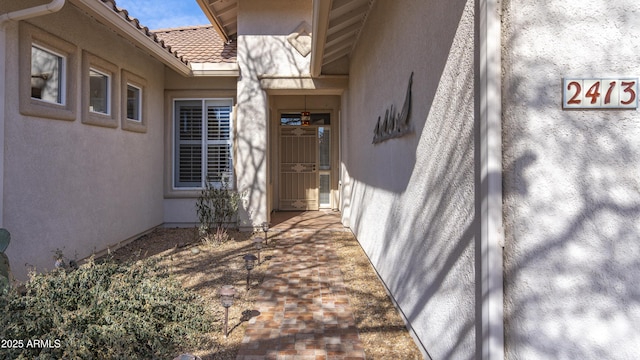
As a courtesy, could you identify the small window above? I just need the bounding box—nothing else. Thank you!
[319,127,331,170]
[20,23,77,121]
[126,84,141,121]
[319,173,331,207]
[121,70,146,133]
[89,69,109,114]
[281,113,302,126]
[280,113,331,126]
[82,51,118,128]
[30,45,64,104]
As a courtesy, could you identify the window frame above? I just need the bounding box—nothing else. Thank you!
[81,51,119,128]
[121,70,147,133]
[126,84,142,121]
[89,69,110,114]
[30,44,66,105]
[172,98,235,190]
[280,112,331,126]
[19,23,77,121]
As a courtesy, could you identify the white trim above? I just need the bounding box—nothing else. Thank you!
[480,0,504,359]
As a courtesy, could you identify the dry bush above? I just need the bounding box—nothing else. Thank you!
[0,256,214,359]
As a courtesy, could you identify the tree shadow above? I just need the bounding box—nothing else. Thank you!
[342,0,479,358]
[501,2,640,358]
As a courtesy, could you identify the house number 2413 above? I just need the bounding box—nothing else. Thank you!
[563,78,638,109]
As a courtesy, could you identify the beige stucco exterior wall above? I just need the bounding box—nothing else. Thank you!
[502,1,640,358]
[342,0,478,358]
[236,0,312,228]
[2,3,166,280]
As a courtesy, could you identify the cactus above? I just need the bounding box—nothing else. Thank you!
[0,228,10,292]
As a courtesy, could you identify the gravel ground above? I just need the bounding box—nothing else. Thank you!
[111,227,422,359]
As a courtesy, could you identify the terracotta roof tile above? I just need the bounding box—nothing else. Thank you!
[152,25,237,64]
[99,0,189,65]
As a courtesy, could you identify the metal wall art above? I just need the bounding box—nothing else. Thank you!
[373,72,413,144]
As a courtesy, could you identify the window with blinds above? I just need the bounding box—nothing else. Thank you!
[174,99,233,188]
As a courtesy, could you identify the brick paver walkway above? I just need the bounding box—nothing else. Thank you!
[236,230,365,360]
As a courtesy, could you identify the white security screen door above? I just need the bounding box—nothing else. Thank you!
[279,126,319,210]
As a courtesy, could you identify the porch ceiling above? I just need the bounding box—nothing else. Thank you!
[196,0,238,43]
[197,0,374,76]
[314,0,373,75]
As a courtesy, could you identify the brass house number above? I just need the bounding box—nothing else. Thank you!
[563,78,638,109]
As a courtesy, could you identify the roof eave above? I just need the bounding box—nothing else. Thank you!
[71,0,192,76]
[311,0,332,77]
[196,0,230,43]
[190,62,239,77]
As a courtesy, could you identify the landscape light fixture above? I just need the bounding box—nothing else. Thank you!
[243,254,258,290]
[261,222,269,245]
[253,237,264,264]
[219,285,236,337]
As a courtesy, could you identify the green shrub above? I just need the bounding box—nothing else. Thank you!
[0,257,214,359]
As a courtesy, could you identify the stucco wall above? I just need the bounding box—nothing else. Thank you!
[236,0,312,228]
[164,69,237,90]
[502,1,640,359]
[2,3,165,280]
[343,0,478,358]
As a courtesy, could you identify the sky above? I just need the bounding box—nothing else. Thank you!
[114,0,211,30]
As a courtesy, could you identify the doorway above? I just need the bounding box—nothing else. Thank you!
[278,113,332,211]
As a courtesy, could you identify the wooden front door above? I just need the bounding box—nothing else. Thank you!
[279,126,318,210]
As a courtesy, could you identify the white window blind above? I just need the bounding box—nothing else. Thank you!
[174,99,233,188]
[206,104,232,183]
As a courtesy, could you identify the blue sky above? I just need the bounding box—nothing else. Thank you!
[114,0,210,30]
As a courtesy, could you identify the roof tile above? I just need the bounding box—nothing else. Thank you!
[152,25,237,64]
[99,0,189,65]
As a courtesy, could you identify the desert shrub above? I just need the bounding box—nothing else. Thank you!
[0,256,213,359]
[196,176,244,237]
[201,226,231,247]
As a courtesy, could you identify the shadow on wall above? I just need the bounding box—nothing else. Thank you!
[235,35,309,226]
[344,0,480,358]
[502,2,640,358]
